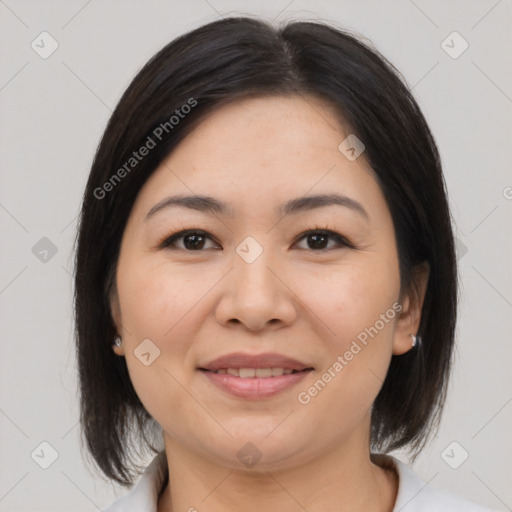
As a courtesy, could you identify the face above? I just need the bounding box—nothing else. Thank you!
[111,95,424,471]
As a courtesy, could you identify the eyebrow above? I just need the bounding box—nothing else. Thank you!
[144,193,369,222]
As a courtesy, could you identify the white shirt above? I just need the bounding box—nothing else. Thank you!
[104,451,496,511]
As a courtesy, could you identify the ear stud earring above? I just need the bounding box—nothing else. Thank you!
[113,336,122,347]
[410,334,421,347]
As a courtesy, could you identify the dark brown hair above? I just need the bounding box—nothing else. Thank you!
[74,16,457,487]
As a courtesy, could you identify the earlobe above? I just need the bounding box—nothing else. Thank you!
[392,262,430,356]
[392,333,416,356]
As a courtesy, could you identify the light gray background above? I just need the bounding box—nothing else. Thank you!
[1,1,511,511]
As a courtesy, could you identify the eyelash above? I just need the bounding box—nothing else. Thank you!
[157,226,356,252]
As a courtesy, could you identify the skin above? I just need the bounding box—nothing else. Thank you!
[110,95,429,512]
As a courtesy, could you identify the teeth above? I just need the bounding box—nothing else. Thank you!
[213,368,299,378]
[255,368,272,378]
[239,368,256,378]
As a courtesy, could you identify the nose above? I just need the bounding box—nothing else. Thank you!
[214,244,297,332]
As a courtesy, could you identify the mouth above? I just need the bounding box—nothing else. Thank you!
[198,368,313,399]
[197,352,314,399]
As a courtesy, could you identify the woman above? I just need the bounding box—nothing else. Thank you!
[74,16,496,511]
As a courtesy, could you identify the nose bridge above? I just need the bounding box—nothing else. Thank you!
[215,233,296,330]
[232,234,279,298]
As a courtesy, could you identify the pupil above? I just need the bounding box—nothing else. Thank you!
[309,233,327,249]
[184,233,204,250]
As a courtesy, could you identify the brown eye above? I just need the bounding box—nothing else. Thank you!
[294,230,354,251]
[160,230,219,251]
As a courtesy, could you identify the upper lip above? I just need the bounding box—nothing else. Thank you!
[199,352,314,372]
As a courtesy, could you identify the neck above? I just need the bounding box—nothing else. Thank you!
[157,433,398,512]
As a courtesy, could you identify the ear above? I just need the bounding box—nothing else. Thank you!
[392,261,430,356]
[110,286,126,357]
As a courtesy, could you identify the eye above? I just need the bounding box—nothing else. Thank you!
[294,229,355,251]
[159,229,220,251]
[158,228,355,252]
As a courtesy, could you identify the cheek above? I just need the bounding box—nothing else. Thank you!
[295,259,399,402]
[117,257,213,395]
[118,259,199,427]
[118,258,194,339]
[298,257,399,337]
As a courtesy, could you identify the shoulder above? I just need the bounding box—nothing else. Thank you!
[103,451,168,512]
[385,455,497,512]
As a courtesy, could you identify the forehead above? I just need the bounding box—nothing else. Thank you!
[189,94,351,157]
[131,95,385,222]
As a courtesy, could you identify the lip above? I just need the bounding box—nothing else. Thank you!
[197,351,314,400]
[198,352,313,372]
[200,368,313,399]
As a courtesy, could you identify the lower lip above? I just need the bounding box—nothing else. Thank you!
[199,370,312,399]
